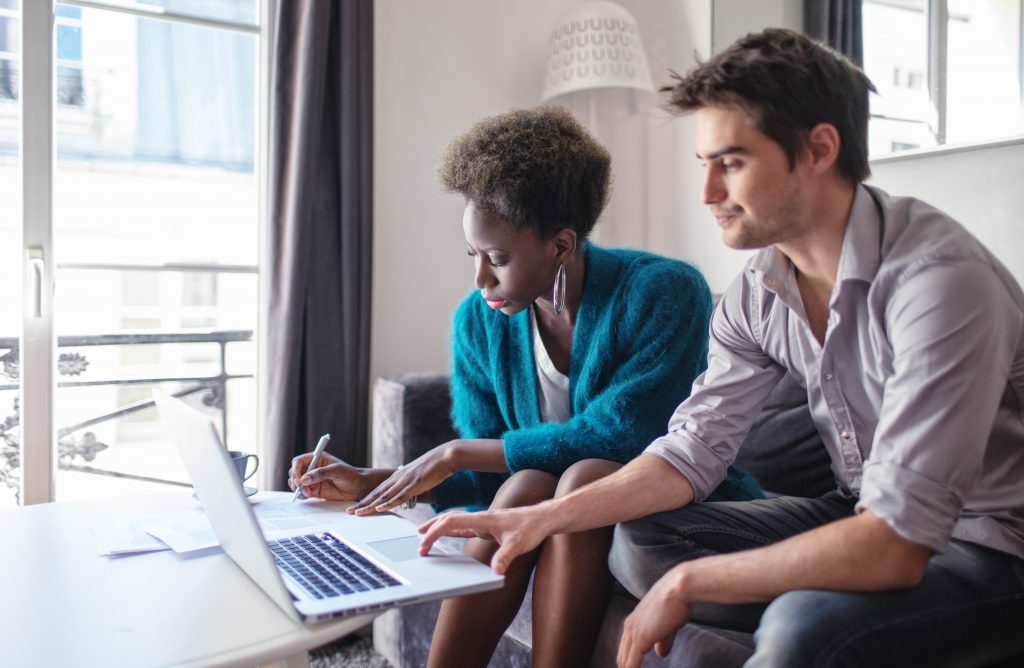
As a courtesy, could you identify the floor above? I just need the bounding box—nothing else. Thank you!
[310,633,393,668]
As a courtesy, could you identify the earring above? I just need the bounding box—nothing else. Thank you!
[553,264,566,315]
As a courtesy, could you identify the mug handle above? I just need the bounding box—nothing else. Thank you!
[242,454,259,482]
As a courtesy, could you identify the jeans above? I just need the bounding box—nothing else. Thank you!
[608,493,1024,668]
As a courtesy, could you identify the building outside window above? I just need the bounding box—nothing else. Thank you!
[1,0,263,508]
[864,0,1024,155]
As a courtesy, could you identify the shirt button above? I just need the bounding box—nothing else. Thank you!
[841,430,851,440]
[824,372,834,381]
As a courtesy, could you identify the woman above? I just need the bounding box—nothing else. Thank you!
[289,106,760,667]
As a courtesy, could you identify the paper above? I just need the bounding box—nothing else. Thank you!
[141,513,219,555]
[140,497,349,555]
[93,518,171,556]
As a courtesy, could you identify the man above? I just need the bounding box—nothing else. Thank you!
[419,28,1024,668]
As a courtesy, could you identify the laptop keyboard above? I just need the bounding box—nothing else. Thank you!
[269,532,402,599]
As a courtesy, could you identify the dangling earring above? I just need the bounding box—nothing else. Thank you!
[553,264,566,315]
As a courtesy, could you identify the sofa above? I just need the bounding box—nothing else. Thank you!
[371,370,841,667]
[370,372,1024,667]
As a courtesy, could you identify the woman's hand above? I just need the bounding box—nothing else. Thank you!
[288,452,389,502]
[349,443,460,515]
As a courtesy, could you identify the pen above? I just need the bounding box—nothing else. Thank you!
[292,433,331,502]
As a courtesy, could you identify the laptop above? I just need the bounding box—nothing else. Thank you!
[153,389,504,622]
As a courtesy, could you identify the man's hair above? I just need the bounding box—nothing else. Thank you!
[667,28,876,184]
[437,106,611,239]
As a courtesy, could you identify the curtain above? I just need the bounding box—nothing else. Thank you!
[804,0,864,66]
[265,0,373,489]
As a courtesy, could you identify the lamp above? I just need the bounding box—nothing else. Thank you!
[540,1,656,126]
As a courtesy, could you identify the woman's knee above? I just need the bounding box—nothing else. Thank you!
[554,458,622,497]
[490,468,558,510]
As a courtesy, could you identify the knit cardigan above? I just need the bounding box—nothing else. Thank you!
[431,243,761,510]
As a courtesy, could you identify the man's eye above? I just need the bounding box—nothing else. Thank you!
[722,160,740,171]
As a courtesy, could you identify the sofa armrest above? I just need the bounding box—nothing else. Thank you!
[372,373,459,470]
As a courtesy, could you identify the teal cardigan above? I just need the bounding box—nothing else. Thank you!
[431,244,761,510]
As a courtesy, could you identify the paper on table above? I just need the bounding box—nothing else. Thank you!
[93,517,171,556]
[142,497,349,555]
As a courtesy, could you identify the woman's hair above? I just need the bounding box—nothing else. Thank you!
[437,106,611,239]
[666,28,876,185]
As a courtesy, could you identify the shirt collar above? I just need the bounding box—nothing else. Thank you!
[835,185,884,285]
[746,185,883,304]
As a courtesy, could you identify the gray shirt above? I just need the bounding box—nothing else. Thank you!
[647,185,1024,558]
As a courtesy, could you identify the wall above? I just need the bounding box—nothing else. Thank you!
[372,0,711,381]
[373,0,1024,391]
[869,140,1024,285]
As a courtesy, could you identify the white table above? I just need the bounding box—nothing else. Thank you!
[0,491,374,667]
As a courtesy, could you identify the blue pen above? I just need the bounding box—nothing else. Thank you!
[292,433,331,502]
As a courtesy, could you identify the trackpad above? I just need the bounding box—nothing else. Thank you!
[367,535,426,562]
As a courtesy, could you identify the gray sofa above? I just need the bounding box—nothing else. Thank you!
[371,371,837,667]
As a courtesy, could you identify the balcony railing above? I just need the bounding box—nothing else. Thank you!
[0,329,253,500]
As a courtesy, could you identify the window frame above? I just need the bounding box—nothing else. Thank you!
[18,0,272,504]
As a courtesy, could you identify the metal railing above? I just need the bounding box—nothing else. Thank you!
[0,329,253,499]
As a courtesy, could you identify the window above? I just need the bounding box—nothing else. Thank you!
[5,0,266,507]
[0,0,16,102]
[864,0,1024,156]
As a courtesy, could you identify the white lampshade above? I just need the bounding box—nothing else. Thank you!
[541,1,655,117]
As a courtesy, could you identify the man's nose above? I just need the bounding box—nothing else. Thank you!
[702,169,725,205]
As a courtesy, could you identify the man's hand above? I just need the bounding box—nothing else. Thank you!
[618,568,693,668]
[418,504,554,574]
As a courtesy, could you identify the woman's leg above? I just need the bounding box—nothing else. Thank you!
[531,458,623,668]
[427,469,558,668]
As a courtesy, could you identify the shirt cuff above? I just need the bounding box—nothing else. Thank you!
[644,434,726,502]
[856,460,963,553]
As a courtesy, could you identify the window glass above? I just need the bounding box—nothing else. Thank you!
[864,0,1024,156]
[0,0,16,510]
[945,0,1024,144]
[51,4,258,501]
[864,0,935,154]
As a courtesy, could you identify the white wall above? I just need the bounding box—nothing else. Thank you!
[869,140,1024,286]
[372,0,1024,390]
[372,0,712,381]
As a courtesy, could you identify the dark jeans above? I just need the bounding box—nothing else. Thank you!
[608,493,1024,668]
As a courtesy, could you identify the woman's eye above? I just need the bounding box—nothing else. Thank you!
[489,259,507,268]
[466,249,478,258]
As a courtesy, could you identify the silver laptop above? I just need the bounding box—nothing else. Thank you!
[153,389,503,622]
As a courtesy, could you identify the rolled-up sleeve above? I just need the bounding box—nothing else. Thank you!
[856,258,1022,552]
[645,273,784,501]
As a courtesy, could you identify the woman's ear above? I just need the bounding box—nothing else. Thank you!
[553,228,578,261]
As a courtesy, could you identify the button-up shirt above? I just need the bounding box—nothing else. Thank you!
[647,185,1024,558]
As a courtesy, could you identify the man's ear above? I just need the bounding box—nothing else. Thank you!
[553,228,578,260]
[803,123,842,176]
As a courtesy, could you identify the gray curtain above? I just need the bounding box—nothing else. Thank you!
[265,0,373,489]
[804,0,863,66]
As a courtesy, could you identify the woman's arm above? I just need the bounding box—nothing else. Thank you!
[349,438,508,513]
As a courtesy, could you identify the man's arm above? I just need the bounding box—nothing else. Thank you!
[617,510,932,667]
[671,510,930,603]
[418,453,694,573]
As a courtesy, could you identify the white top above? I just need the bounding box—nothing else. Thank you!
[532,307,571,423]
